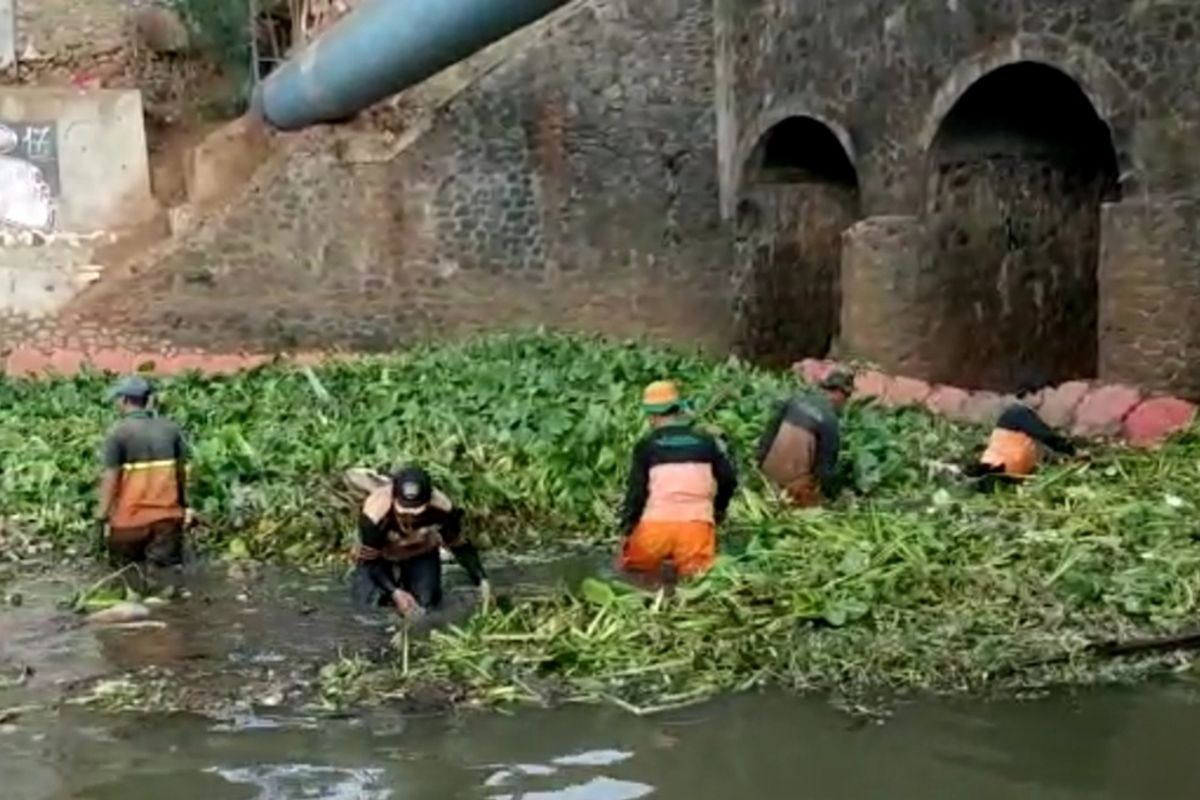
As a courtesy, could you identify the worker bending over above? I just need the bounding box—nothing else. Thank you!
[965,391,1077,490]
[619,380,738,579]
[352,466,489,619]
[756,371,852,507]
[97,376,191,577]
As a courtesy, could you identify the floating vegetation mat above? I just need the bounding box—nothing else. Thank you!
[6,332,1200,709]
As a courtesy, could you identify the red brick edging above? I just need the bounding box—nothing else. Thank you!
[795,358,1197,449]
[2,346,328,378]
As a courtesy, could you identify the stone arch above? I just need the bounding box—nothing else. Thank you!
[920,33,1138,187]
[732,114,861,367]
[733,105,858,201]
[920,59,1121,390]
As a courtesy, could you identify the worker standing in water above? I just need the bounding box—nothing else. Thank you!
[964,386,1077,491]
[352,466,490,619]
[618,380,738,580]
[97,376,192,579]
[756,371,853,507]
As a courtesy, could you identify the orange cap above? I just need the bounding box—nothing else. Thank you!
[642,380,683,414]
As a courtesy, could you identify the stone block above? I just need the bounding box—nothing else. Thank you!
[1038,381,1091,429]
[795,357,838,385]
[88,348,136,375]
[960,391,1008,427]
[185,116,273,211]
[3,345,44,376]
[133,7,190,54]
[925,385,970,419]
[46,348,85,375]
[883,375,931,408]
[853,370,888,400]
[1072,384,1142,437]
[1124,398,1197,447]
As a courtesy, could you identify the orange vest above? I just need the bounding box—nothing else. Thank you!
[981,429,1038,477]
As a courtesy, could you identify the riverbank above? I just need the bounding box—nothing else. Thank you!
[5,332,1200,712]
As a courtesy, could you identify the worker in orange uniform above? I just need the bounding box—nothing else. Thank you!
[618,380,738,580]
[96,375,192,579]
[965,390,1077,491]
[756,371,853,507]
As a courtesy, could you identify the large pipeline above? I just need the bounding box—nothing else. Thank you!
[256,0,571,131]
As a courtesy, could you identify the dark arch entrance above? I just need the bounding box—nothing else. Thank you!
[924,62,1120,391]
[733,116,861,368]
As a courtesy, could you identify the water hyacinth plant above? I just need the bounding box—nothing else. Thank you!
[4,332,1200,707]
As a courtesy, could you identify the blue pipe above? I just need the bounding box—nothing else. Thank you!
[258,0,571,131]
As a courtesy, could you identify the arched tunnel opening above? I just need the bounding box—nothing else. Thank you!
[924,62,1121,391]
[733,116,861,368]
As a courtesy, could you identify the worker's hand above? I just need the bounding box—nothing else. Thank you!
[391,589,423,619]
[354,543,382,561]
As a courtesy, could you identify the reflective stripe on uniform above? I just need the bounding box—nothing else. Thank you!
[121,459,178,472]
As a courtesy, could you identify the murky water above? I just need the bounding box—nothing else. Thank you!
[7,685,1200,799]
[5,560,1200,799]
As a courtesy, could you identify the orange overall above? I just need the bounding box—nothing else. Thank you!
[980,428,1038,478]
[619,423,737,578]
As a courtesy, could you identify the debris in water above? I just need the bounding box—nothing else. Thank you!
[86,602,152,625]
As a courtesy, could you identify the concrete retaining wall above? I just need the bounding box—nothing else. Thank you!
[0,88,157,234]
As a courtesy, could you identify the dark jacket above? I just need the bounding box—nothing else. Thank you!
[994,404,1076,454]
[756,394,841,491]
[357,485,485,597]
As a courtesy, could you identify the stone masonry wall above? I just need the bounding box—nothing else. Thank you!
[723,1,1199,213]
[732,182,856,367]
[3,0,726,355]
[1100,198,1200,399]
[721,0,1200,397]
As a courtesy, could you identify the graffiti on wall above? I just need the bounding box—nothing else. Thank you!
[0,121,59,231]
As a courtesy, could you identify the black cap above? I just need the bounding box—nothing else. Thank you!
[392,466,432,512]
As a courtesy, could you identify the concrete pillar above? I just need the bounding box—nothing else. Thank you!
[1099,197,1200,400]
[839,215,936,378]
[0,0,14,70]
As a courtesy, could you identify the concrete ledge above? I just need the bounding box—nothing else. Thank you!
[796,358,1196,449]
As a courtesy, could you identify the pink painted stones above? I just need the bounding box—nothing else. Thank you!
[1124,397,1197,447]
[1072,384,1142,437]
[925,385,970,418]
[959,391,1009,427]
[795,358,838,385]
[853,370,889,400]
[882,375,932,408]
[1037,381,1091,429]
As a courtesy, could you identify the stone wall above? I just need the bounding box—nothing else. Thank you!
[720,0,1200,397]
[1100,198,1200,399]
[733,182,856,367]
[4,0,727,355]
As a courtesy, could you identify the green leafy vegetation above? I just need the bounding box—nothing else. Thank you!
[167,0,255,108]
[5,332,1200,709]
[399,427,1200,709]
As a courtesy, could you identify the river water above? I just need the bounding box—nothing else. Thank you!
[4,563,1200,799]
